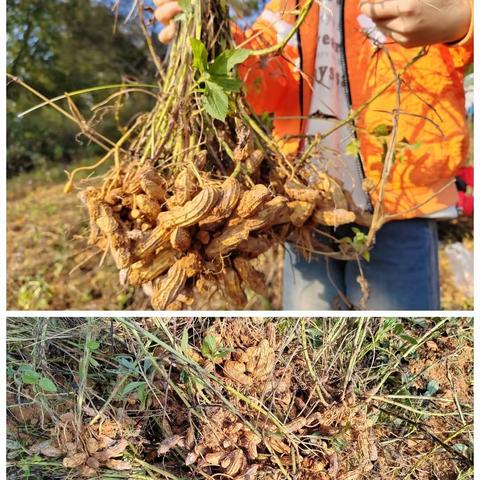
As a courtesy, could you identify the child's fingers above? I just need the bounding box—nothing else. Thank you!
[158,22,177,44]
[359,0,402,20]
[154,1,183,25]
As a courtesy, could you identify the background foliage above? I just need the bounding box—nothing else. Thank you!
[7,0,158,176]
[6,0,264,177]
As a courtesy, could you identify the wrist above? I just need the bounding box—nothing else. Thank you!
[447,0,473,46]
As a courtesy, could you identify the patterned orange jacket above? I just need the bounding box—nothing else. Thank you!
[233,0,473,218]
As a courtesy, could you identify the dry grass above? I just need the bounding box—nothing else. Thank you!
[7,317,473,479]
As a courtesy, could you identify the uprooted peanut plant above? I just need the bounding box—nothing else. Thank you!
[7,318,473,479]
[66,0,418,310]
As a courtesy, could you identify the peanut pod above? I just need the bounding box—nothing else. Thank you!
[166,186,220,229]
[313,208,356,227]
[167,169,198,207]
[205,223,251,259]
[135,194,162,222]
[237,236,272,258]
[170,227,192,251]
[128,249,179,285]
[221,449,246,477]
[140,167,166,201]
[109,231,132,269]
[199,177,242,230]
[93,203,132,269]
[78,187,101,245]
[134,224,170,259]
[96,203,119,236]
[236,184,271,218]
[312,173,349,210]
[245,149,265,174]
[288,200,315,227]
[245,197,290,232]
[151,253,201,310]
[284,180,319,203]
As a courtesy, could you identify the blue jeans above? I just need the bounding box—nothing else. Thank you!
[283,219,440,310]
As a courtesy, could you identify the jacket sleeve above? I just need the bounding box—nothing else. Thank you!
[231,0,300,116]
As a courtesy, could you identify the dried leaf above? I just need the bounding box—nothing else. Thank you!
[95,438,128,461]
[157,435,183,455]
[185,451,199,466]
[30,440,63,458]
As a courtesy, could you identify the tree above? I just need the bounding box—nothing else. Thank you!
[7,0,160,176]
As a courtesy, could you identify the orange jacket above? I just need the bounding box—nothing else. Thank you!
[234,0,473,219]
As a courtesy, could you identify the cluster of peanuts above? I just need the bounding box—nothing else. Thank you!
[30,410,139,477]
[79,153,358,309]
[153,320,377,479]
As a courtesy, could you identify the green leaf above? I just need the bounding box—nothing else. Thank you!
[425,379,440,396]
[190,38,208,73]
[452,443,468,455]
[18,364,35,374]
[346,139,360,157]
[371,124,393,137]
[400,334,418,346]
[393,323,404,335]
[137,383,147,408]
[209,48,251,76]
[362,250,370,262]
[203,81,229,122]
[21,370,41,385]
[215,348,233,359]
[225,48,252,71]
[120,381,146,398]
[177,0,193,14]
[210,75,243,92]
[118,356,135,372]
[180,369,190,384]
[201,335,218,358]
[89,357,100,367]
[351,227,367,254]
[86,340,99,351]
[181,328,189,354]
[38,377,57,393]
[260,112,274,130]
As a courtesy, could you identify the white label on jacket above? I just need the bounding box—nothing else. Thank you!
[306,1,368,211]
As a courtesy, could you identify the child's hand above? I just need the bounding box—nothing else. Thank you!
[359,0,471,47]
[154,0,183,44]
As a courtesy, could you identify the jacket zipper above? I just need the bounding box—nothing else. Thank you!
[296,0,305,146]
[340,0,372,212]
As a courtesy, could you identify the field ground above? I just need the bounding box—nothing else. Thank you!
[7,166,473,310]
[6,317,473,479]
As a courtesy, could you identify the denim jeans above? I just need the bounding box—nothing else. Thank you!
[283,218,440,310]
